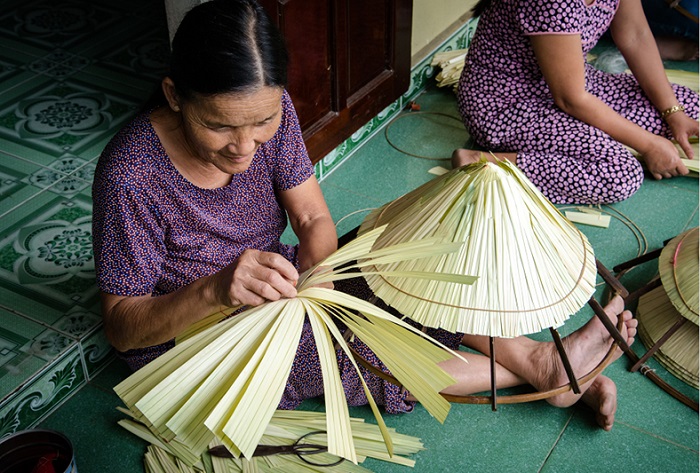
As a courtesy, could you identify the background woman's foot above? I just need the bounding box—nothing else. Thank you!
[451,148,485,168]
[451,149,518,168]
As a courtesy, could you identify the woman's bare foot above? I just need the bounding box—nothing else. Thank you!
[451,149,517,169]
[581,375,617,431]
[452,149,485,168]
[532,295,637,410]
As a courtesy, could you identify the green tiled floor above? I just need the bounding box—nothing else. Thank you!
[0,0,169,438]
[0,1,697,472]
[39,83,700,472]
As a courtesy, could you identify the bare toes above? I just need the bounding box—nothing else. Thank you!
[605,295,625,318]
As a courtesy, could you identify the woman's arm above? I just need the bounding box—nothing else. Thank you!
[529,32,688,179]
[101,248,299,352]
[278,176,337,272]
[610,0,698,160]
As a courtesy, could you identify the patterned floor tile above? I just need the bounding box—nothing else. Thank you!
[24,155,95,198]
[0,41,54,98]
[0,0,126,53]
[80,326,113,381]
[0,33,53,61]
[0,152,48,210]
[0,307,79,400]
[0,0,172,440]
[0,75,144,165]
[77,19,169,81]
[0,192,96,313]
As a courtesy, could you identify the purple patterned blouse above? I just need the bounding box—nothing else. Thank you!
[92,90,313,367]
[93,90,312,297]
[462,0,619,117]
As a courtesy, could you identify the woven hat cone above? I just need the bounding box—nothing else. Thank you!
[358,159,596,338]
[658,227,698,324]
[637,285,698,388]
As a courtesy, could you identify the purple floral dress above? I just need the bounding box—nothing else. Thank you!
[92,91,462,413]
[458,0,699,204]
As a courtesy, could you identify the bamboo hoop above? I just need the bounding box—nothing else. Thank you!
[637,285,699,388]
[348,259,627,408]
[658,227,699,324]
[383,111,471,160]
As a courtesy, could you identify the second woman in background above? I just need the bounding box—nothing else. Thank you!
[452,0,699,204]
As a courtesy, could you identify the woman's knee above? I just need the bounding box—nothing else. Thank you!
[593,157,644,204]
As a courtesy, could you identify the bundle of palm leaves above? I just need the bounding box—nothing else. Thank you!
[114,226,476,465]
[431,49,468,90]
[119,409,425,472]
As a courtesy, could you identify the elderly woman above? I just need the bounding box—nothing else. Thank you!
[93,0,636,431]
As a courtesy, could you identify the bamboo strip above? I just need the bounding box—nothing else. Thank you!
[304,300,356,462]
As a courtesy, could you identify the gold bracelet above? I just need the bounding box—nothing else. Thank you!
[660,104,685,119]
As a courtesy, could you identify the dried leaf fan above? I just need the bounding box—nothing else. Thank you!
[114,226,477,466]
[357,159,621,408]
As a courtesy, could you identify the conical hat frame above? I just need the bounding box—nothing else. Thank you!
[658,228,699,324]
[607,230,700,411]
[359,161,597,339]
[636,286,698,387]
[347,161,630,409]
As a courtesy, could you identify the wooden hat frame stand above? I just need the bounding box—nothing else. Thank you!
[443,258,626,410]
[343,249,628,411]
[603,231,699,412]
[337,160,630,411]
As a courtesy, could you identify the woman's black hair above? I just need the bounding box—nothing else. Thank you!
[169,0,288,98]
[471,0,492,17]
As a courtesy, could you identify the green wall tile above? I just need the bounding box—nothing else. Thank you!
[0,345,85,437]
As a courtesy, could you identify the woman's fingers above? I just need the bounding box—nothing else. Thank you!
[217,249,299,307]
[676,134,695,160]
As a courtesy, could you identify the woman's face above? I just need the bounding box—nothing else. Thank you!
[177,86,284,175]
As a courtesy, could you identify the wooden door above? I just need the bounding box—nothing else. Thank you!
[259,0,412,164]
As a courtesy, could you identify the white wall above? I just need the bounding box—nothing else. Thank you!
[164,0,477,63]
[410,0,476,62]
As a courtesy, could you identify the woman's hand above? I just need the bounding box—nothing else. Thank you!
[666,112,699,160]
[212,249,299,307]
[641,135,689,180]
